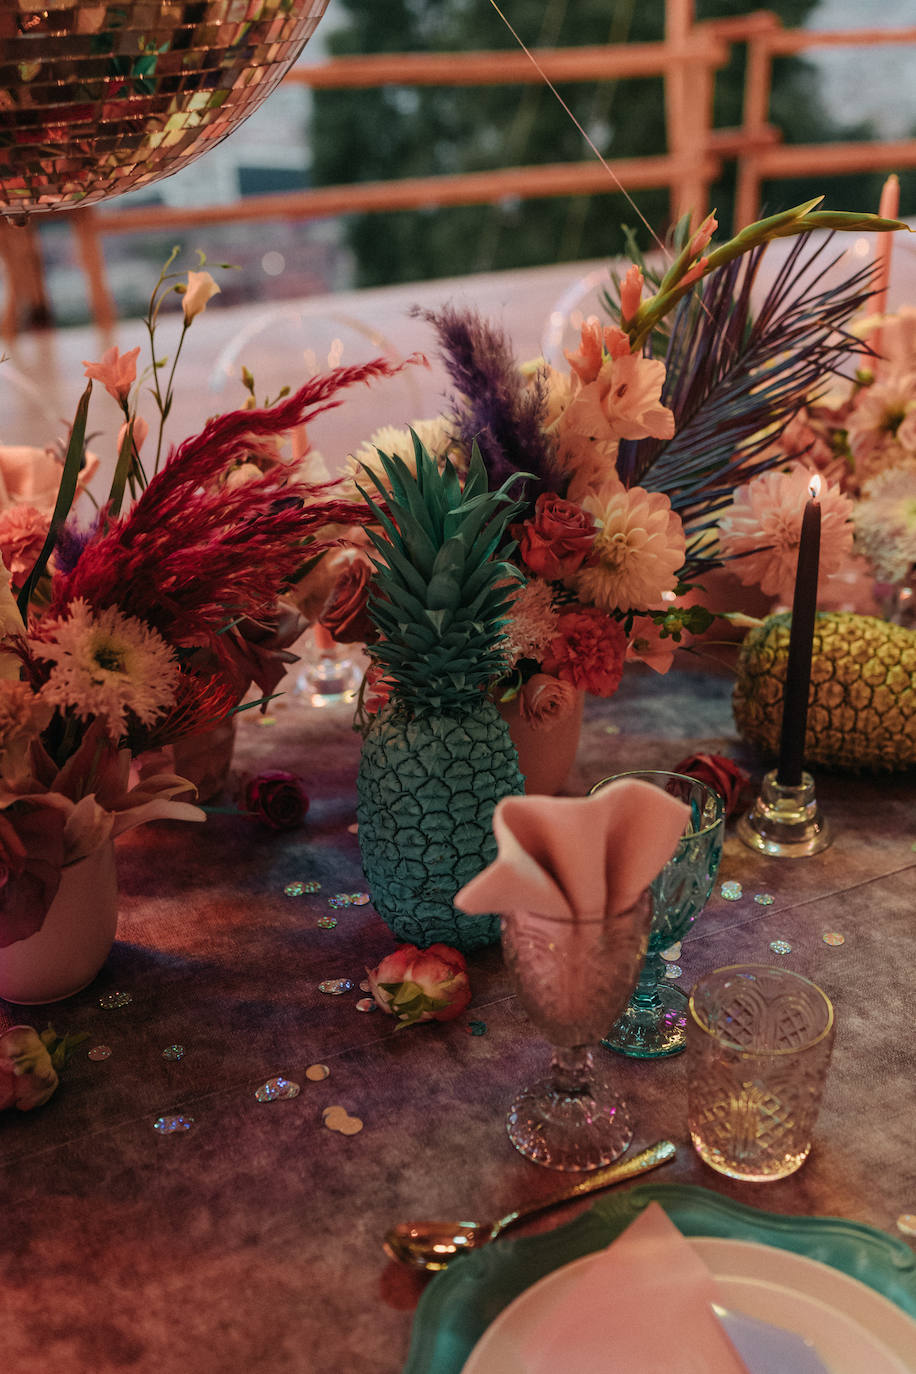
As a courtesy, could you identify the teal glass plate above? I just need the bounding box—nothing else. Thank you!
[402,1182,916,1374]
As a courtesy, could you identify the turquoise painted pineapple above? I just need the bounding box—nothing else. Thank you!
[356,435,525,951]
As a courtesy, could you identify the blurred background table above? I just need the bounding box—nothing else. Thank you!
[1,659,914,1374]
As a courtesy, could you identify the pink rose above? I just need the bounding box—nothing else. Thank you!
[243,771,309,830]
[0,1026,59,1111]
[672,753,750,819]
[512,493,596,581]
[367,943,472,1029]
[320,550,376,644]
[0,505,50,587]
[519,673,579,730]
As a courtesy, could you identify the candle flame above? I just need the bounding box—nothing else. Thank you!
[809,474,822,501]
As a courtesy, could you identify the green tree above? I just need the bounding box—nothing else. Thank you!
[310,0,881,288]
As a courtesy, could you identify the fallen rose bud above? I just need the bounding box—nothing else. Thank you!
[0,1025,59,1111]
[672,752,750,818]
[243,770,310,830]
[366,943,471,1029]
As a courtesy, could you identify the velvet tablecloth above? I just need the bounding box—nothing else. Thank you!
[1,665,914,1373]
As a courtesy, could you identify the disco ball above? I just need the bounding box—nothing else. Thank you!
[0,1,329,220]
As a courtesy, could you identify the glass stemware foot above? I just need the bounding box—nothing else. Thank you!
[590,772,725,1059]
[506,1046,632,1171]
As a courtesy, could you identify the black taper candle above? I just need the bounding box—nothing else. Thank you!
[776,484,822,787]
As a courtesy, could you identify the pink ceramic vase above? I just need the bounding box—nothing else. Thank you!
[499,690,585,796]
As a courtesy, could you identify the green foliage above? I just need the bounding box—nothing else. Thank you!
[310,0,872,287]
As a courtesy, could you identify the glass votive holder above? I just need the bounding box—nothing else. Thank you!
[686,964,835,1182]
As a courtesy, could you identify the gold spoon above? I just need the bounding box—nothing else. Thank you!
[383,1139,676,1271]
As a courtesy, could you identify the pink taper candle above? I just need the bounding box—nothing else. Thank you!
[870,173,900,324]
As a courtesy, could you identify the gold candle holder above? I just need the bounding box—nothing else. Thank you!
[737,769,831,858]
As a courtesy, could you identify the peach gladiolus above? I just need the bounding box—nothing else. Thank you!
[83,345,140,404]
[182,270,220,322]
[619,265,644,321]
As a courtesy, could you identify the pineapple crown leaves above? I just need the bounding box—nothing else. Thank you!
[355,433,527,711]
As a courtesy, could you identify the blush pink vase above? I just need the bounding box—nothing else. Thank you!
[0,842,118,1005]
[499,690,585,796]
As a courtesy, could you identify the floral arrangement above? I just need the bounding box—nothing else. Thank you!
[312,198,905,729]
[718,305,916,613]
[0,253,413,949]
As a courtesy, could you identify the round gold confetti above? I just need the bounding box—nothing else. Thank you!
[359,980,371,993]
[896,1213,916,1236]
[822,932,845,946]
[337,1117,363,1136]
[322,1105,348,1124]
[88,1045,111,1061]
[305,1064,329,1081]
[355,997,377,1013]
[660,942,682,961]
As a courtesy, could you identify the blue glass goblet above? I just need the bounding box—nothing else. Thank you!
[589,771,725,1058]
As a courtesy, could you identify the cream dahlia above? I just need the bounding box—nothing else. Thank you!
[854,464,916,584]
[576,483,686,611]
[33,599,180,735]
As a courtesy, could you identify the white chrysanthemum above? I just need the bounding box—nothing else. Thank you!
[346,417,463,493]
[854,464,916,584]
[34,599,179,736]
[501,579,560,667]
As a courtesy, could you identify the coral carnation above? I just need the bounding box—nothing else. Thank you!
[541,604,626,698]
[0,505,49,587]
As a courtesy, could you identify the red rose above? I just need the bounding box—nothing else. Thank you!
[512,493,596,581]
[243,771,309,830]
[519,673,579,730]
[541,604,627,697]
[320,551,376,645]
[366,943,471,1029]
[672,753,750,819]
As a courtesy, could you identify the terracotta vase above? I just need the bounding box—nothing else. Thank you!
[0,842,118,1005]
[171,716,238,802]
[499,690,585,796]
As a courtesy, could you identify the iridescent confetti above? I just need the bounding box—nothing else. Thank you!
[305,1063,329,1081]
[256,714,277,727]
[317,916,338,930]
[328,894,353,909]
[284,882,305,897]
[153,1115,194,1134]
[769,940,793,955]
[318,978,353,996]
[359,980,371,993]
[664,964,683,980]
[660,942,682,961]
[355,997,377,1013]
[162,1045,185,1061]
[348,893,371,906]
[255,1077,300,1102]
[720,881,743,901]
[754,893,775,906]
[99,991,132,1009]
[822,932,846,946]
[88,1045,111,1061]
[896,1213,916,1236]
[284,879,321,897]
[466,1020,487,1035]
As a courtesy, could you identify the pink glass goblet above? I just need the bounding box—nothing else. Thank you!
[501,892,653,1171]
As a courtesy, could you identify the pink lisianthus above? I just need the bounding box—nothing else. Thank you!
[366,943,471,1029]
[82,345,141,405]
[0,1026,59,1111]
[182,270,220,323]
[541,604,627,698]
[717,465,855,600]
[0,505,49,587]
[625,616,678,674]
[511,493,596,581]
[518,673,579,729]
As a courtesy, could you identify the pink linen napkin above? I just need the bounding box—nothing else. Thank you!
[520,1202,750,1374]
[455,780,689,922]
